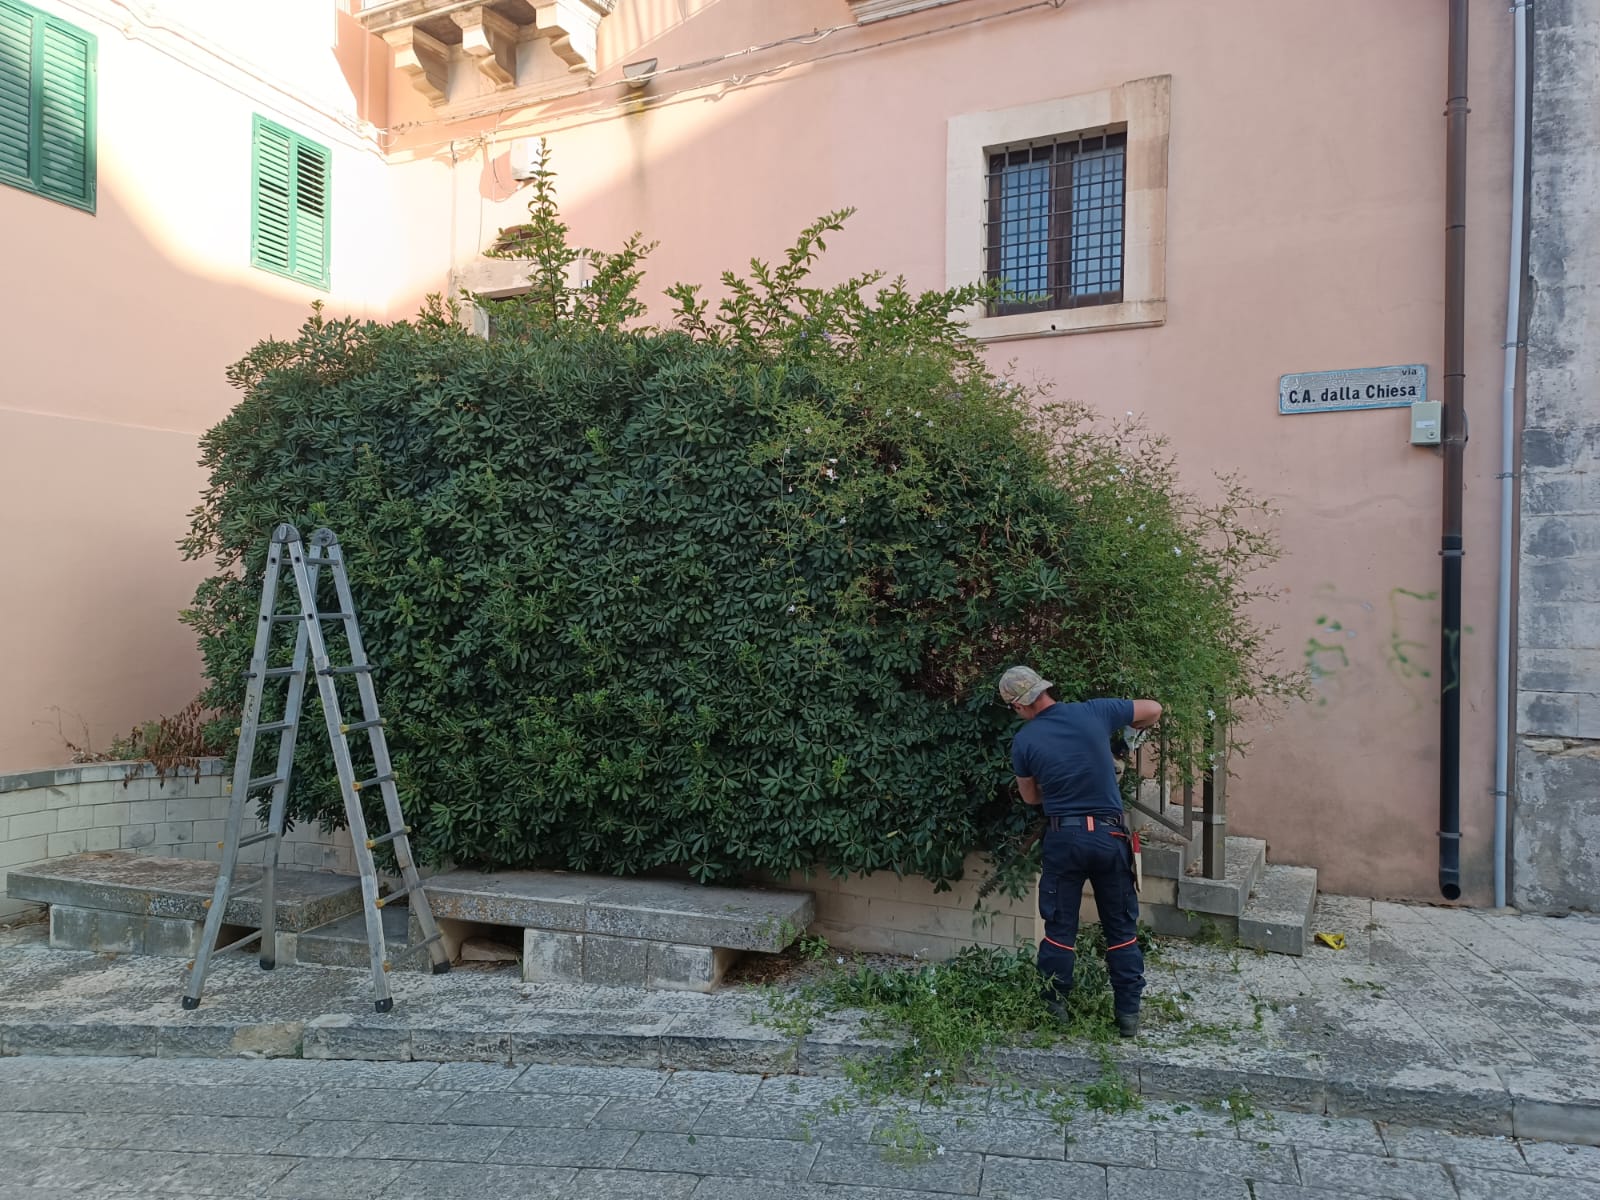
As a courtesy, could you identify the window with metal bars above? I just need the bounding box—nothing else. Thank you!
[984,130,1125,316]
[0,0,96,212]
[251,114,330,289]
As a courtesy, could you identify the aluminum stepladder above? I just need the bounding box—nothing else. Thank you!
[181,524,450,1013]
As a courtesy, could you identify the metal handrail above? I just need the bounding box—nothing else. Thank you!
[1122,710,1229,881]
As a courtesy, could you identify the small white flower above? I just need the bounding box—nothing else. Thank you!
[1126,410,1134,417]
[836,956,845,964]
[887,408,894,415]
[923,1070,933,1079]
[1287,1004,1297,1015]
[828,458,838,464]
[1223,1098,1232,1110]
[1126,517,1134,525]
[838,517,847,525]
[926,421,934,428]
[914,410,922,417]
[1207,709,1216,721]
[824,468,837,480]
[1117,466,1127,475]
[805,427,813,434]
[1138,523,1146,531]
[1172,546,1182,557]
[936,1145,947,1156]
[934,1068,941,1076]
[787,604,797,614]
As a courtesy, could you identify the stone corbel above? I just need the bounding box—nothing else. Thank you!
[532,0,612,74]
[452,6,520,89]
[383,25,449,106]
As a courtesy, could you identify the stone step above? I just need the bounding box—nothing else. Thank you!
[1132,817,1202,880]
[295,906,430,973]
[1176,836,1267,917]
[1238,864,1319,957]
[5,852,362,933]
[421,869,815,953]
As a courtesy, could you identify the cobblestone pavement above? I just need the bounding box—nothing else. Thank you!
[3,1056,1598,1199]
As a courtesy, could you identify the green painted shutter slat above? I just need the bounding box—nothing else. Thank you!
[0,0,94,210]
[0,4,34,184]
[251,113,329,290]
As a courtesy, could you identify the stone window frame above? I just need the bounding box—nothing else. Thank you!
[946,75,1170,343]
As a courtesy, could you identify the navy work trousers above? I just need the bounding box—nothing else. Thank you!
[1037,817,1145,1016]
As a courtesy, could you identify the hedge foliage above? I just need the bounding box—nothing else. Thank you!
[181,151,1298,884]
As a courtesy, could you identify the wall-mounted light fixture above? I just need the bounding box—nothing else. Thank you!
[622,58,658,90]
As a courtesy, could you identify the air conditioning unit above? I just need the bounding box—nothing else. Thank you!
[508,138,544,181]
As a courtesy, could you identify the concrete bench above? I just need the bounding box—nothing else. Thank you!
[417,869,816,993]
[4,852,363,958]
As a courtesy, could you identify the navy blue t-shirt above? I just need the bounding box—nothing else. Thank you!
[1009,698,1135,817]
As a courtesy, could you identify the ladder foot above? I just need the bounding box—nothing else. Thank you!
[260,956,276,971]
[374,997,394,1014]
[181,995,201,1010]
[432,961,452,975]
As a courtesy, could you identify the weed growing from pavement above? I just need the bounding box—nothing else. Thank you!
[753,926,1181,1159]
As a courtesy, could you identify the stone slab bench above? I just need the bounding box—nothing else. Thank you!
[4,852,363,958]
[416,869,816,992]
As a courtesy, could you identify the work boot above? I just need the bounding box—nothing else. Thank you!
[1116,1011,1140,1039]
[1041,989,1072,1025]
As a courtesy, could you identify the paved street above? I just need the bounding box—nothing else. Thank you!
[2,1056,1598,1199]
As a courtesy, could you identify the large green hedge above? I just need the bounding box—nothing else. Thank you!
[182,159,1296,884]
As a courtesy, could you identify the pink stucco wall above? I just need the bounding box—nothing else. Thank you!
[384,0,1514,903]
[0,0,413,771]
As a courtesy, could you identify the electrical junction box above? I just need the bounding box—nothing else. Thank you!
[1410,400,1443,446]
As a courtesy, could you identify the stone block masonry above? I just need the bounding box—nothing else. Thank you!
[777,852,1044,961]
[1514,0,1600,913]
[0,759,354,922]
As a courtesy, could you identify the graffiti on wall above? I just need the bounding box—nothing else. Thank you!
[1303,583,1443,711]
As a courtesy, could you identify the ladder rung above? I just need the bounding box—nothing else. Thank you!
[415,931,442,948]
[341,718,385,734]
[214,929,264,956]
[365,827,411,849]
[247,774,285,792]
[317,612,355,620]
[256,720,294,734]
[269,613,305,623]
[245,666,299,680]
[237,830,277,849]
[374,883,419,909]
[320,664,374,676]
[352,774,395,793]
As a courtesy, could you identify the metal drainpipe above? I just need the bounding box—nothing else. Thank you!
[1494,0,1532,910]
[1439,0,1470,901]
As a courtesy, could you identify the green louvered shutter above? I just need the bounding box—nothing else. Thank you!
[251,114,329,289]
[0,0,95,211]
[0,3,30,185]
[289,137,329,287]
[38,20,93,204]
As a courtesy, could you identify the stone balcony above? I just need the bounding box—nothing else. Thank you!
[357,0,615,106]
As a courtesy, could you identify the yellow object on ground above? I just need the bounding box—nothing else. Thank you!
[1314,932,1347,950]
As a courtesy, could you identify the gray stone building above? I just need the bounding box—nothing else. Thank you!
[1514,0,1600,912]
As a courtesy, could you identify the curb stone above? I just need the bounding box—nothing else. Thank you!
[5,1013,1593,1147]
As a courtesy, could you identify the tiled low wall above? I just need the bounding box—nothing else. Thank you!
[779,853,1052,960]
[0,759,354,921]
